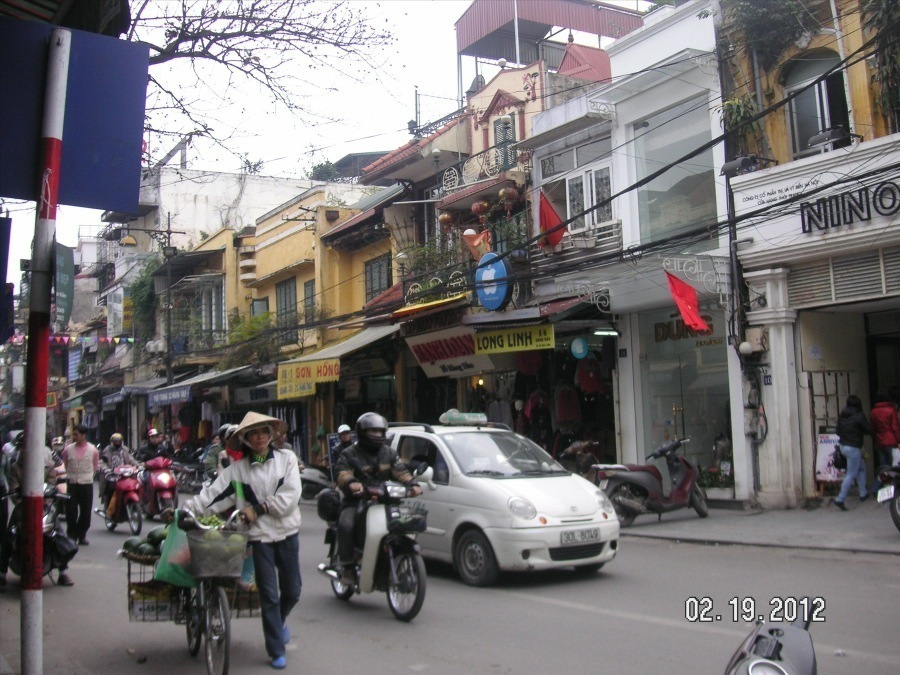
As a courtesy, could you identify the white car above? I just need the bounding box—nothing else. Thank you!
[390,414,619,586]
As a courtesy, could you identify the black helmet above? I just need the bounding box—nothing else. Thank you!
[217,423,233,440]
[14,431,25,446]
[355,412,388,452]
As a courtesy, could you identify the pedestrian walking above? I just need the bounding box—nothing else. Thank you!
[61,424,100,545]
[180,412,301,670]
[832,394,872,511]
[870,391,900,493]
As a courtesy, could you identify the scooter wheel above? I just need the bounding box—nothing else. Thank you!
[609,485,637,527]
[691,484,709,518]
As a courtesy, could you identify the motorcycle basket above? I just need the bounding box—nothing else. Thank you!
[386,503,427,534]
[186,529,248,578]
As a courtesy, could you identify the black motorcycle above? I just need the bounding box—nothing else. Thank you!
[875,464,900,534]
[724,611,817,674]
[6,482,78,582]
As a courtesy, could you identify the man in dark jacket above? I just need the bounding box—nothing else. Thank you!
[833,394,872,510]
[334,412,421,585]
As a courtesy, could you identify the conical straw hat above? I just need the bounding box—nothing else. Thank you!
[234,411,286,441]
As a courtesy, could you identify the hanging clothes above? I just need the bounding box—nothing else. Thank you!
[575,355,604,394]
[555,385,582,424]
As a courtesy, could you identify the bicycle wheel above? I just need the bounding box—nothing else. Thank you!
[185,588,203,657]
[205,583,231,675]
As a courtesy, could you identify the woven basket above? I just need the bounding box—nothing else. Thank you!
[121,549,160,566]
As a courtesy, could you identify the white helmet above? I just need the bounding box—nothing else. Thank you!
[337,424,351,434]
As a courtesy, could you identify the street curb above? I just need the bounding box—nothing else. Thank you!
[619,530,900,556]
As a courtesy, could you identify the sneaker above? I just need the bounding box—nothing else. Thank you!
[282,625,290,644]
[78,538,89,546]
[271,655,286,669]
[833,500,847,511]
[57,573,74,586]
[860,494,869,502]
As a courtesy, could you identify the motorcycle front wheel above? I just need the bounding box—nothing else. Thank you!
[690,483,709,518]
[127,501,143,535]
[387,551,426,622]
[609,484,638,527]
[890,493,900,534]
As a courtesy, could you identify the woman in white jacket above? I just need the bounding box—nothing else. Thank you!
[183,412,301,670]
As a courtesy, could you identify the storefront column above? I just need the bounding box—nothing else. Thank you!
[744,268,801,508]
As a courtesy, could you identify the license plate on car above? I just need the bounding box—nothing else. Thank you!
[560,528,600,546]
[877,484,894,503]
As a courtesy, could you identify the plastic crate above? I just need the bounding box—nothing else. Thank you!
[187,529,248,578]
[127,560,178,622]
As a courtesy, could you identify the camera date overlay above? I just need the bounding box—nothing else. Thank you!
[684,596,826,623]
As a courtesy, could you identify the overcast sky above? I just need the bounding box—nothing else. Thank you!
[4,0,650,293]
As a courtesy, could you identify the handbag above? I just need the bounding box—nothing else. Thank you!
[832,445,847,471]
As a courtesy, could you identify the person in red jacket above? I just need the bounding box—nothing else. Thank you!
[870,391,900,493]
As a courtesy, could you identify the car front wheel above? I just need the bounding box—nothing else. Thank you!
[454,530,499,587]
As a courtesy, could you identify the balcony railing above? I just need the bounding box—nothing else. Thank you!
[438,142,531,194]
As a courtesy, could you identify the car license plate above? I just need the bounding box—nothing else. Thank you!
[877,484,894,503]
[560,528,600,546]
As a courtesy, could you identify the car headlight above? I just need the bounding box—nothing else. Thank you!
[508,496,536,520]
[594,489,614,513]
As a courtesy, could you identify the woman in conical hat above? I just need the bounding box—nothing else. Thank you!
[182,410,300,668]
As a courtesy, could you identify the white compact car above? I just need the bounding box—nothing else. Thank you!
[389,413,619,586]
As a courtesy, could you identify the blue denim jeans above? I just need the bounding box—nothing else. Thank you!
[251,534,301,659]
[837,445,867,503]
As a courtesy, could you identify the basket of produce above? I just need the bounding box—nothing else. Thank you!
[186,515,248,579]
[119,526,170,565]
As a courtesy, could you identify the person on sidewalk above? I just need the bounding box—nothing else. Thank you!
[870,392,900,494]
[179,412,301,670]
[833,394,873,511]
[61,424,100,545]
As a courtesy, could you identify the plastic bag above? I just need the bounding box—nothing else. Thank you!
[153,515,196,588]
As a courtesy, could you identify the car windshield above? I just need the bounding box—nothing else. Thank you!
[442,431,568,477]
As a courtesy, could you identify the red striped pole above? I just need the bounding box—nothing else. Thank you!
[21,27,71,675]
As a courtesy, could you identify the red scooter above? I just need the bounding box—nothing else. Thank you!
[139,456,178,521]
[594,438,708,527]
[94,464,143,535]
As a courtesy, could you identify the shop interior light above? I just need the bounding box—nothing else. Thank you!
[593,328,618,336]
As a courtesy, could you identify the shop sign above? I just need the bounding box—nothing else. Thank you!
[341,358,388,378]
[343,377,361,400]
[406,326,498,378]
[814,433,844,483]
[102,391,125,409]
[234,384,276,406]
[148,385,191,407]
[474,252,513,311]
[474,325,554,354]
[279,358,341,386]
[654,315,715,343]
[800,180,900,233]
[277,379,315,400]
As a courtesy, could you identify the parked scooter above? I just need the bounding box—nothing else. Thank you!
[724,608,817,674]
[594,438,708,527]
[6,482,77,582]
[94,464,143,534]
[299,462,334,500]
[875,463,900,534]
[138,456,178,520]
[316,467,434,621]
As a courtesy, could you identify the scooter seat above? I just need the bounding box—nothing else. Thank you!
[622,464,664,482]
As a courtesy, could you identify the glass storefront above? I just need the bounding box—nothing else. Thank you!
[638,305,730,474]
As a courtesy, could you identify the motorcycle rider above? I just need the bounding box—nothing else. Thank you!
[137,428,170,462]
[99,433,138,513]
[334,412,422,586]
[204,423,237,480]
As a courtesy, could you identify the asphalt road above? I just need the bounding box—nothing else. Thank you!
[1,501,898,674]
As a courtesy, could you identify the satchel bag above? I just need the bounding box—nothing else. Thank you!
[832,445,847,471]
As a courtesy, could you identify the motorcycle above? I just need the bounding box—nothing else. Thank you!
[594,438,708,527]
[171,454,205,494]
[94,464,143,535]
[875,463,900,534]
[139,456,178,520]
[724,610,817,674]
[6,481,78,582]
[316,467,434,622]
[299,462,334,500]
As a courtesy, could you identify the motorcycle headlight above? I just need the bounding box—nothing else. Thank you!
[386,484,407,499]
[508,496,536,520]
[594,489,614,513]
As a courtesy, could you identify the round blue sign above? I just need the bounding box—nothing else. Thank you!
[475,252,513,311]
[570,337,589,360]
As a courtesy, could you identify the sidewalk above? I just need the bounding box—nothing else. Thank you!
[619,495,900,555]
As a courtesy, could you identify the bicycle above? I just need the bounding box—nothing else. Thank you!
[122,508,258,675]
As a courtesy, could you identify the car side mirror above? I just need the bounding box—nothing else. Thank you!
[416,465,437,491]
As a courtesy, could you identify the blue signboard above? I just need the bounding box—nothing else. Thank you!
[474,252,513,312]
[148,385,191,408]
[0,17,148,213]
